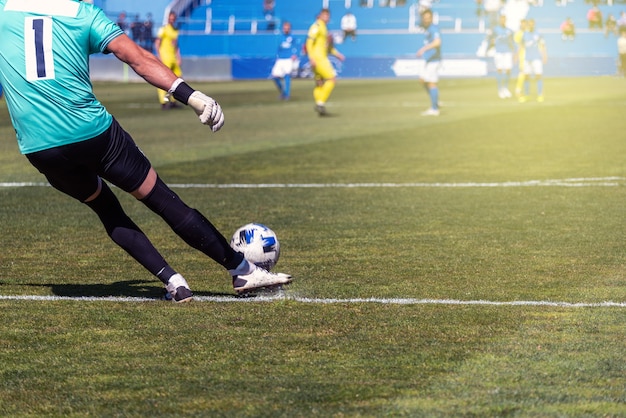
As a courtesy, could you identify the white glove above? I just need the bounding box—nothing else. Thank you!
[187,91,225,132]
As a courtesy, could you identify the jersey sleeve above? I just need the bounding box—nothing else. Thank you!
[88,6,124,54]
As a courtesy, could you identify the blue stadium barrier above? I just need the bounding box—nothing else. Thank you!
[100,0,625,79]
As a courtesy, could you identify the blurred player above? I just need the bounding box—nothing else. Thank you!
[0,0,292,301]
[513,19,527,98]
[489,13,515,99]
[416,8,442,116]
[619,27,626,76]
[155,11,181,109]
[306,8,345,116]
[519,19,547,103]
[271,21,301,101]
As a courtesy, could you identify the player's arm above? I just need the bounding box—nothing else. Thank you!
[305,36,316,66]
[330,47,345,62]
[107,34,175,90]
[417,36,441,57]
[291,39,301,61]
[306,24,320,66]
[106,34,224,131]
[175,42,182,66]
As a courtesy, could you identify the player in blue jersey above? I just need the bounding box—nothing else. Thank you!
[416,9,442,116]
[0,0,292,301]
[271,21,301,100]
[519,19,547,103]
[489,14,515,99]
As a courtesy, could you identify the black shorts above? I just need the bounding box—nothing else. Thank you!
[26,118,151,202]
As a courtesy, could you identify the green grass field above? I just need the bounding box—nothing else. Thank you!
[1,76,625,416]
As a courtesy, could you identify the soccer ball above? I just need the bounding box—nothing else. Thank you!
[230,223,280,271]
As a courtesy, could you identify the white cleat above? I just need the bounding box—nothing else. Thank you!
[233,267,292,295]
[421,108,440,116]
[165,273,193,303]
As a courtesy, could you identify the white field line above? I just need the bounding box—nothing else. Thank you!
[0,294,624,307]
[1,177,625,189]
[2,177,624,307]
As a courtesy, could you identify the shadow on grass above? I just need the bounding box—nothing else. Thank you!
[17,280,234,299]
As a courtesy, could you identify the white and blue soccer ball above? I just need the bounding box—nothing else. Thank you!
[230,223,280,271]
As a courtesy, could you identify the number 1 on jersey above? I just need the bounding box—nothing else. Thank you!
[24,16,55,81]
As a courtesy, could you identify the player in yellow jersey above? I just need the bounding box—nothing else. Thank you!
[306,8,345,116]
[513,19,527,98]
[155,12,182,109]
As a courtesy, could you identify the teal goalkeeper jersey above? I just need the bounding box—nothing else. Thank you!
[0,0,123,154]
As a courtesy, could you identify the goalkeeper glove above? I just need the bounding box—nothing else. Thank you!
[168,78,225,132]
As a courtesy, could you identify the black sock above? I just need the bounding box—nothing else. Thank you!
[140,177,243,270]
[85,182,173,283]
[156,265,177,283]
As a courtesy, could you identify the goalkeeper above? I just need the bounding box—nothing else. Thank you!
[0,0,291,302]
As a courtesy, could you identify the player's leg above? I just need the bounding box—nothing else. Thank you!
[534,60,544,102]
[523,76,530,96]
[272,77,284,95]
[420,79,431,109]
[271,60,285,97]
[515,72,525,97]
[92,119,243,273]
[24,135,192,302]
[313,59,336,115]
[283,74,291,99]
[518,62,530,102]
[419,81,439,116]
[137,169,292,293]
[503,70,511,97]
[100,120,290,293]
[515,55,525,97]
[138,172,245,271]
[319,77,335,103]
[420,63,440,115]
[87,181,192,302]
[313,74,322,102]
[319,61,336,103]
[84,179,193,300]
[502,53,513,97]
[104,121,292,293]
[428,82,439,110]
[496,70,504,97]
[280,59,292,99]
[313,77,324,113]
[494,54,503,97]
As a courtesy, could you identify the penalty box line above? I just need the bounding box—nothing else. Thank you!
[0,294,624,307]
